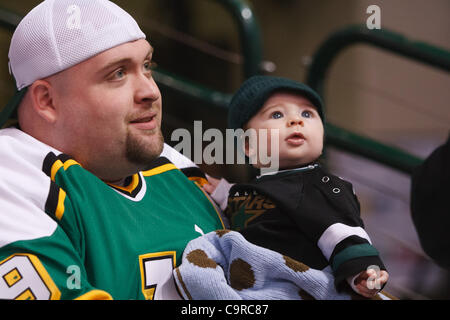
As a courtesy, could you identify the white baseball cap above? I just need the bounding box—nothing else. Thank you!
[1,0,146,127]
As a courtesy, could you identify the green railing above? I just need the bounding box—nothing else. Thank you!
[0,6,21,31]
[306,25,450,174]
[152,0,262,106]
[216,0,263,78]
[2,6,449,176]
[153,67,232,109]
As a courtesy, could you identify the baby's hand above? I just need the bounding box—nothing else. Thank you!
[350,268,389,298]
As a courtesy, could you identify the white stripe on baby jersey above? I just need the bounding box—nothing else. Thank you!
[317,223,372,261]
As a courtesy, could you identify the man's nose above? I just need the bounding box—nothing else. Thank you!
[134,74,160,104]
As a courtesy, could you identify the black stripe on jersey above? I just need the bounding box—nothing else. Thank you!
[44,181,60,221]
[42,152,76,178]
[145,156,172,170]
[335,255,386,292]
[42,152,59,178]
[181,167,206,180]
[329,235,370,264]
[57,154,73,163]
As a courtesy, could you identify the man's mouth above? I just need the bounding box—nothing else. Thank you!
[285,132,305,146]
[129,113,158,130]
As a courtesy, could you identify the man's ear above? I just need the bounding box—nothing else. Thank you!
[29,80,57,123]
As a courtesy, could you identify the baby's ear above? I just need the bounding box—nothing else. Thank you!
[242,133,256,159]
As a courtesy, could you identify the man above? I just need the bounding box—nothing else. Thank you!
[0,0,224,300]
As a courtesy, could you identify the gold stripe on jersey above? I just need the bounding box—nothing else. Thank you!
[55,188,66,221]
[75,290,113,300]
[108,173,140,193]
[145,161,225,229]
[142,163,177,177]
[63,159,81,171]
[50,158,82,181]
[194,181,226,229]
[107,173,144,198]
[188,176,209,187]
[50,160,63,181]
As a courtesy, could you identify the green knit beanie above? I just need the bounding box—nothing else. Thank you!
[227,75,324,130]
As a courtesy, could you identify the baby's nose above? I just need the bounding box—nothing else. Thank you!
[288,118,304,126]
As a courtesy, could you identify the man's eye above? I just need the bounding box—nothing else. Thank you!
[144,61,157,71]
[301,110,312,118]
[271,111,283,119]
[111,68,125,79]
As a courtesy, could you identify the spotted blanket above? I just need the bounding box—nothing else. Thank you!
[173,230,393,300]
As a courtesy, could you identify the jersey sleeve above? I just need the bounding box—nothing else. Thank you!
[160,143,197,170]
[160,143,211,186]
[0,183,112,300]
[0,229,112,300]
[286,173,387,290]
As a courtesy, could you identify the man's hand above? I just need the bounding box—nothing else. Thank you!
[351,268,389,298]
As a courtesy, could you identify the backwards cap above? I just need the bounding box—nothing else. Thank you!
[0,0,145,127]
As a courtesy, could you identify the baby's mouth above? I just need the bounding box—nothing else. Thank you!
[285,132,305,146]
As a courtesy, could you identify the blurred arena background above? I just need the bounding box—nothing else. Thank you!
[0,0,449,299]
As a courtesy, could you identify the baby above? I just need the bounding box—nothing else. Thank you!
[205,75,388,297]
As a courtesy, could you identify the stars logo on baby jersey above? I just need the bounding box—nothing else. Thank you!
[225,190,276,230]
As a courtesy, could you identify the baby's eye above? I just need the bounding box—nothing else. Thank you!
[271,111,283,119]
[301,110,312,118]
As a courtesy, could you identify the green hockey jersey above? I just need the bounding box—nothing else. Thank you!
[0,128,224,300]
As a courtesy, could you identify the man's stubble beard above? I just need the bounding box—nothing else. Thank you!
[125,128,164,168]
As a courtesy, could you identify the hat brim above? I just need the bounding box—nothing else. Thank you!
[0,86,28,128]
[258,85,324,121]
[227,76,325,130]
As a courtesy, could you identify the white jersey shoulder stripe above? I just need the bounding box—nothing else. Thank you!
[0,128,60,248]
[160,143,197,170]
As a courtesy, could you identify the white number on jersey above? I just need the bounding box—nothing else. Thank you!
[139,251,181,300]
[0,254,60,300]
